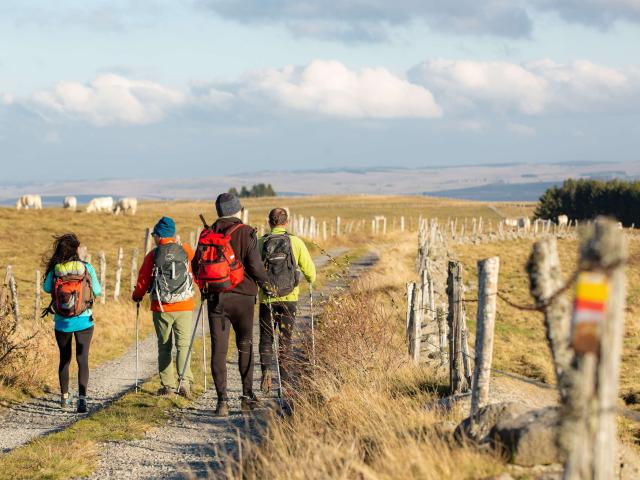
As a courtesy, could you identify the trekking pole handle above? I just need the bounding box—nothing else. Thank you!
[199,214,209,229]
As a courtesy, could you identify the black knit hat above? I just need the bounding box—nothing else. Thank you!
[215,193,243,217]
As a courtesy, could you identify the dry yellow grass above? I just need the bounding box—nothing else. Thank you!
[226,237,505,479]
[0,195,530,401]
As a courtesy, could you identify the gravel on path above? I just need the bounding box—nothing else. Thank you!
[89,250,378,480]
[0,331,159,453]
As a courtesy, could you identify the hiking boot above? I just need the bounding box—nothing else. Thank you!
[241,392,260,412]
[76,398,88,414]
[157,386,173,396]
[60,393,72,409]
[178,382,191,399]
[214,399,229,417]
[260,370,272,395]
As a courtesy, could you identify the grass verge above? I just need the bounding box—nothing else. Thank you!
[0,335,208,480]
[225,238,506,479]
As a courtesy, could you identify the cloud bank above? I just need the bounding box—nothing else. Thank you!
[21,58,640,128]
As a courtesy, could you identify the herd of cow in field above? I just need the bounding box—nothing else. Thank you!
[14,194,138,215]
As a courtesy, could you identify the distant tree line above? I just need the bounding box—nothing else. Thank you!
[535,178,640,226]
[228,183,277,198]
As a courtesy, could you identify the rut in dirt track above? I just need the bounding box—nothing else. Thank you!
[89,251,379,480]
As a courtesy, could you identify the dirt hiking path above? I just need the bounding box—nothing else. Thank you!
[0,248,350,456]
[89,251,378,479]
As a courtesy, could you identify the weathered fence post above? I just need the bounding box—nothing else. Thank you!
[447,261,469,394]
[400,216,405,233]
[410,282,422,363]
[4,266,19,324]
[527,237,573,398]
[336,217,341,237]
[143,228,153,255]
[406,282,415,346]
[113,247,123,301]
[437,306,447,364]
[99,251,106,304]
[130,249,139,293]
[558,218,627,480]
[34,270,41,321]
[470,257,500,415]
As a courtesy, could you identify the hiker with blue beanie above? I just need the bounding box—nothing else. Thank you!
[133,216,196,397]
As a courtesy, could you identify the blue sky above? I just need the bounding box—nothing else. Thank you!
[1,0,639,182]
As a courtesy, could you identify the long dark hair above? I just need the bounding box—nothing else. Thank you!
[43,233,81,275]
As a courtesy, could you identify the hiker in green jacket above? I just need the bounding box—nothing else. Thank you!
[258,208,316,393]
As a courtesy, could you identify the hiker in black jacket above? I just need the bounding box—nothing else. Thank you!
[192,193,269,417]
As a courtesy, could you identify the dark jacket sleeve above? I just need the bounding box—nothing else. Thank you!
[242,228,269,287]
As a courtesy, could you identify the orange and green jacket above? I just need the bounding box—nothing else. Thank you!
[132,238,195,312]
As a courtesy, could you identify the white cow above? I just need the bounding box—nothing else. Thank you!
[63,196,77,211]
[86,196,114,213]
[504,218,518,228]
[557,214,569,227]
[114,197,138,215]
[518,217,531,230]
[16,194,43,210]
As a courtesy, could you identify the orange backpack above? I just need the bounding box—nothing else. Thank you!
[48,262,95,318]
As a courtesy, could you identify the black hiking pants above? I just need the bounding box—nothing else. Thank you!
[259,302,297,383]
[54,325,94,397]
[207,292,255,401]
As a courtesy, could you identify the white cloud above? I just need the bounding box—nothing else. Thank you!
[507,122,536,136]
[411,59,639,116]
[31,74,185,126]
[235,60,442,119]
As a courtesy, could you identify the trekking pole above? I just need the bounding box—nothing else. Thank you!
[310,283,316,369]
[177,300,205,395]
[268,301,283,399]
[201,299,207,391]
[135,302,140,392]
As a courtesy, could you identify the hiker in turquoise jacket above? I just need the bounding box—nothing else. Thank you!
[258,208,316,393]
[42,233,102,413]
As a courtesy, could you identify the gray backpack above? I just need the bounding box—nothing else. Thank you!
[262,233,300,297]
[151,243,194,310]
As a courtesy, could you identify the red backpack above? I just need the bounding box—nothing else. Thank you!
[48,261,95,318]
[195,219,245,293]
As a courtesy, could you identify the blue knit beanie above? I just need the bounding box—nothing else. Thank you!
[153,216,176,238]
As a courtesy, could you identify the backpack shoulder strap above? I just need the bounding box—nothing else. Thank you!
[226,223,244,237]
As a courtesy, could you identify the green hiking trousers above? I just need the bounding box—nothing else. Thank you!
[152,310,194,388]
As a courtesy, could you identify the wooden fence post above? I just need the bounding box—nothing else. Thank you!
[400,216,405,233]
[406,282,415,346]
[144,228,153,255]
[34,270,41,321]
[410,282,422,363]
[470,256,500,415]
[114,247,123,301]
[4,266,19,325]
[447,261,469,394]
[437,306,447,364]
[99,251,106,304]
[559,218,627,480]
[336,217,341,237]
[130,249,139,293]
[527,237,573,399]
